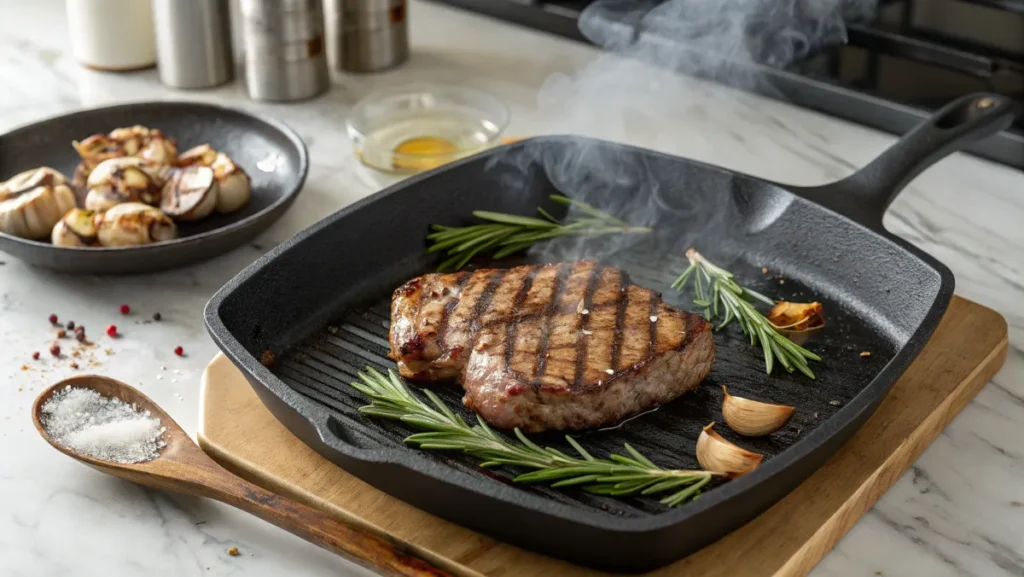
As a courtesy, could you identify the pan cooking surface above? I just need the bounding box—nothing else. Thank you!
[207,105,1015,565]
[271,245,894,519]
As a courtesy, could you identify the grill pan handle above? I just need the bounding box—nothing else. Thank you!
[790,92,1016,229]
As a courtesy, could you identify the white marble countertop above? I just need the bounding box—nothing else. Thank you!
[2,1,1022,576]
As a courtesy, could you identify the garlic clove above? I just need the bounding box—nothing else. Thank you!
[73,126,178,185]
[0,167,69,199]
[84,157,166,211]
[72,133,118,160]
[212,153,250,213]
[178,144,218,167]
[96,202,177,247]
[768,301,825,345]
[696,422,763,478]
[0,168,77,239]
[780,321,826,347]
[177,146,251,214]
[160,165,219,221]
[721,386,795,437]
[51,208,99,247]
[71,161,91,204]
[108,125,178,165]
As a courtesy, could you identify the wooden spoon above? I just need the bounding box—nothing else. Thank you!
[32,375,453,577]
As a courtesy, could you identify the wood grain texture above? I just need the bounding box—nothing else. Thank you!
[198,296,1008,577]
[32,376,453,577]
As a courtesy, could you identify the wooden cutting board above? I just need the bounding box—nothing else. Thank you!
[198,296,1007,577]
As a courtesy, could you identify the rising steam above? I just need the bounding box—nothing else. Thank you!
[487,0,875,263]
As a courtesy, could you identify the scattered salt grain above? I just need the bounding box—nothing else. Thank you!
[40,387,166,464]
[605,369,614,375]
[649,315,658,322]
[581,329,593,336]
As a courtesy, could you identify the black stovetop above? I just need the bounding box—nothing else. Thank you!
[430,0,1024,170]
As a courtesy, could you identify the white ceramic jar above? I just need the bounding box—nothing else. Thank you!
[66,0,157,71]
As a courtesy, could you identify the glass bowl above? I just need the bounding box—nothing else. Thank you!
[346,84,510,175]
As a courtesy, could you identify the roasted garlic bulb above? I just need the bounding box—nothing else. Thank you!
[72,125,178,189]
[84,157,167,212]
[0,167,76,239]
[51,208,99,247]
[96,202,177,247]
[178,144,251,213]
[160,165,219,221]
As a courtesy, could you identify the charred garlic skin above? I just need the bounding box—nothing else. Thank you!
[96,202,177,247]
[51,208,100,247]
[0,167,77,239]
[160,165,219,221]
[178,145,251,214]
[84,157,167,212]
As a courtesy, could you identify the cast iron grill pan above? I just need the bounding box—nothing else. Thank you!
[205,93,1014,572]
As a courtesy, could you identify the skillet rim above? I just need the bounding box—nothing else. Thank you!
[204,135,954,535]
[0,100,309,256]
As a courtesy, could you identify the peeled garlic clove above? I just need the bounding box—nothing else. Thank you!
[0,169,77,239]
[51,208,99,247]
[721,386,795,437]
[211,153,250,213]
[696,423,763,478]
[160,165,219,221]
[96,202,177,247]
[85,157,165,211]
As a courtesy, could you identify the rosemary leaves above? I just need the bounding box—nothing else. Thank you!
[427,194,651,272]
[349,367,717,507]
[672,249,822,378]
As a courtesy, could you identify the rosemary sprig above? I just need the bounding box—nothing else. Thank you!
[349,367,717,507]
[671,249,822,379]
[427,194,651,272]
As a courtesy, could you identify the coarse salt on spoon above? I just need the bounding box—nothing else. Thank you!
[32,375,452,577]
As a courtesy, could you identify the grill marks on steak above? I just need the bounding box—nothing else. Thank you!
[388,261,715,432]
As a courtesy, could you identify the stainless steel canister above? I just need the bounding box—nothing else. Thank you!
[152,0,234,88]
[326,0,409,73]
[240,0,330,101]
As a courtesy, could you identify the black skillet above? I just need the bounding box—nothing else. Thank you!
[0,102,308,274]
[205,93,1015,572]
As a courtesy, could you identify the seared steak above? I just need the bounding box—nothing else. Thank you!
[388,261,715,432]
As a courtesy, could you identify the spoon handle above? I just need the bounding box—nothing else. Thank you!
[202,470,453,577]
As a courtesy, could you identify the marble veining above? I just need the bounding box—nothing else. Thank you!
[1,1,1022,576]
